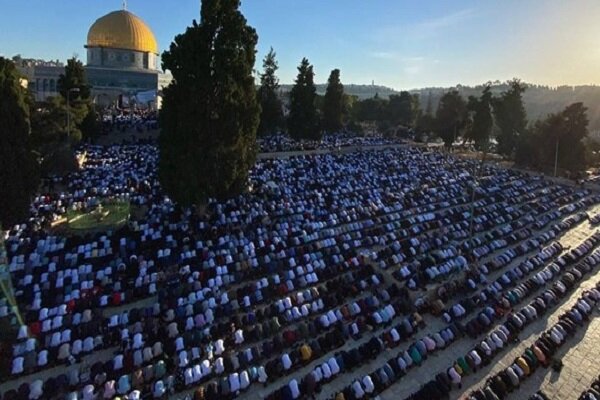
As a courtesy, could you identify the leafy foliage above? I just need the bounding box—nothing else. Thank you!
[31,96,69,146]
[387,91,415,127]
[159,0,260,205]
[351,91,420,133]
[435,90,468,147]
[492,79,527,157]
[257,47,283,136]
[31,57,97,151]
[465,84,493,150]
[322,69,344,133]
[517,103,589,173]
[288,58,320,140]
[0,57,39,227]
[352,94,387,122]
[411,82,600,133]
[58,58,91,100]
[57,57,98,141]
[415,113,436,134]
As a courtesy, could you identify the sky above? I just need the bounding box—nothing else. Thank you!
[1,0,600,90]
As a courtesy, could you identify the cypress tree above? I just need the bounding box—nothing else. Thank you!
[288,58,319,140]
[322,68,344,134]
[257,47,283,136]
[0,57,39,227]
[159,0,260,205]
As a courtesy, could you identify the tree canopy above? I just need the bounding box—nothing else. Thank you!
[493,79,527,157]
[465,84,493,150]
[0,57,39,227]
[58,58,91,100]
[387,91,415,127]
[435,90,468,148]
[28,57,97,176]
[352,94,387,123]
[517,102,589,173]
[159,0,260,205]
[288,58,320,140]
[257,47,283,136]
[40,57,98,143]
[322,68,345,134]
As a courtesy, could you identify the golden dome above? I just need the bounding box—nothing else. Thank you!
[87,10,158,54]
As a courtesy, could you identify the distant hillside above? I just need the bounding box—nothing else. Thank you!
[279,84,398,99]
[411,83,600,134]
[279,82,600,134]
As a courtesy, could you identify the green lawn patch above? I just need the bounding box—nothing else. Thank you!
[66,202,130,232]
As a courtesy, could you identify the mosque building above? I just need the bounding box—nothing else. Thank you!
[18,5,170,108]
[85,7,162,106]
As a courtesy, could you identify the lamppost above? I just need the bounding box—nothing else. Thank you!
[66,87,80,139]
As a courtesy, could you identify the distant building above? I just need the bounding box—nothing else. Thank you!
[16,7,173,108]
[85,8,160,107]
[15,58,64,102]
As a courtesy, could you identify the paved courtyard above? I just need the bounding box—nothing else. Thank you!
[378,210,600,400]
[4,145,600,400]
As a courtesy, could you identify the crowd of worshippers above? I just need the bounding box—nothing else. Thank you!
[401,235,600,400]
[580,374,600,400]
[2,142,600,400]
[257,133,403,153]
[267,232,600,400]
[100,109,158,134]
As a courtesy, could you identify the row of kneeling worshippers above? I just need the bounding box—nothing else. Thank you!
[3,143,600,400]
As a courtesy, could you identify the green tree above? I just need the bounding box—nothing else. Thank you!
[548,103,588,172]
[435,89,467,148]
[58,58,91,100]
[288,58,319,140]
[0,57,39,227]
[493,79,527,157]
[387,91,414,127]
[322,68,344,133]
[342,94,357,120]
[79,105,101,142]
[514,128,536,167]
[257,47,283,136]
[353,94,387,123]
[517,102,589,173]
[425,91,434,115]
[30,96,68,147]
[416,92,435,134]
[57,57,96,142]
[159,0,260,205]
[29,97,82,176]
[465,84,493,150]
[416,113,436,134]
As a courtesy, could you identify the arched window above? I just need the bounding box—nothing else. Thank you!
[43,79,48,92]
[50,79,56,92]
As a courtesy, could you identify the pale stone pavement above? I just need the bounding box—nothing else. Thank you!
[377,212,600,400]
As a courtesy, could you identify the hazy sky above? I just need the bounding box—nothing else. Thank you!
[2,0,600,89]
